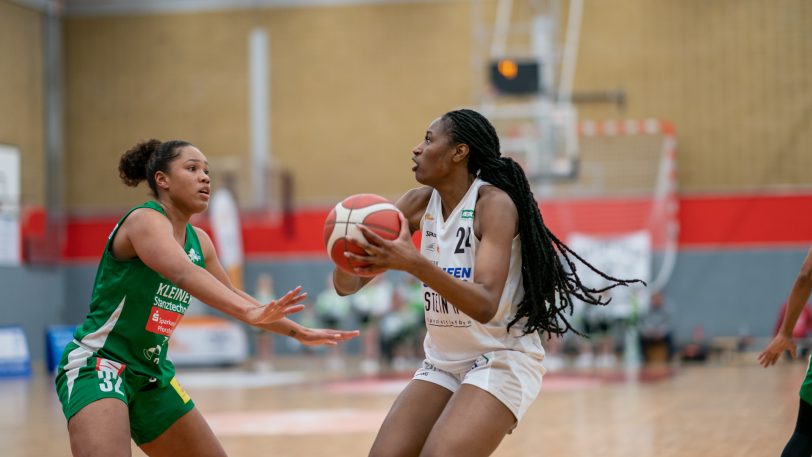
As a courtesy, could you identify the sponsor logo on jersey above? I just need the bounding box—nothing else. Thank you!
[423,273,473,328]
[425,316,472,328]
[424,291,463,317]
[425,213,435,221]
[187,247,201,262]
[461,209,474,219]
[425,230,437,238]
[442,266,471,280]
[471,353,491,370]
[155,282,192,306]
[145,306,182,336]
[143,343,162,363]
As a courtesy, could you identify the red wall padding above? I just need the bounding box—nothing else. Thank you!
[24,192,812,262]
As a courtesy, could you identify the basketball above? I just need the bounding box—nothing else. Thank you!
[323,194,402,277]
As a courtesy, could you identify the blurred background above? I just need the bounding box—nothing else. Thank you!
[0,0,810,455]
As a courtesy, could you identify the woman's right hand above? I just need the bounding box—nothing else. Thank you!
[758,333,797,367]
[246,286,307,326]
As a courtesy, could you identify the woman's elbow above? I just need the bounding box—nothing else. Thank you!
[167,265,196,289]
[797,268,812,288]
[472,303,499,324]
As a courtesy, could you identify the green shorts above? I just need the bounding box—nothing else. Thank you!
[55,355,195,445]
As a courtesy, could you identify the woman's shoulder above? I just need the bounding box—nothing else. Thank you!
[477,183,514,210]
[191,225,213,243]
[115,205,174,241]
[395,186,432,214]
[395,186,433,232]
[474,184,518,238]
[122,205,164,225]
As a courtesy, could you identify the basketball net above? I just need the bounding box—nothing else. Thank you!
[538,119,678,319]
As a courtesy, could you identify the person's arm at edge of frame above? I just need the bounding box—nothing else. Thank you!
[124,208,306,326]
[759,245,812,367]
[194,227,359,346]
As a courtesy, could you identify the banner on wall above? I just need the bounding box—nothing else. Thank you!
[567,231,652,320]
[0,145,21,266]
[168,316,249,366]
[0,325,31,377]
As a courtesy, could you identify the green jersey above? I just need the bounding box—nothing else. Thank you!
[59,201,205,385]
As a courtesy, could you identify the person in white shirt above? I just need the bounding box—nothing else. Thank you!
[334,109,641,457]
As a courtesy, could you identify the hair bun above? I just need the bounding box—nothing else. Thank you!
[119,139,162,187]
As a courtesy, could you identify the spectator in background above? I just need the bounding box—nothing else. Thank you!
[638,292,674,363]
[314,273,354,370]
[351,274,394,374]
[399,276,428,364]
[575,292,617,369]
[209,172,244,290]
[379,280,424,372]
[680,325,709,363]
[774,299,812,354]
[252,273,276,371]
[540,333,566,372]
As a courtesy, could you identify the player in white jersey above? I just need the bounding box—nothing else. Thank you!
[334,109,641,456]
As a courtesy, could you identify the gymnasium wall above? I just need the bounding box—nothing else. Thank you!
[0,1,45,206]
[51,249,807,360]
[572,0,812,192]
[2,0,811,362]
[63,1,472,211]
[57,0,812,214]
[7,246,809,364]
[9,189,808,362]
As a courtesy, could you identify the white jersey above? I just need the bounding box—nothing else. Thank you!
[420,178,545,373]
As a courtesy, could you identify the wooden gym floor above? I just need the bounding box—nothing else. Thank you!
[1,355,804,457]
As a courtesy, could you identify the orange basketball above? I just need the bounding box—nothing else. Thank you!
[323,194,402,277]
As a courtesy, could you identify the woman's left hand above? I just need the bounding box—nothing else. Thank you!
[295,327,360,346]
[246,287,307,326]
[758,333,796,367]
[347,213,422,276]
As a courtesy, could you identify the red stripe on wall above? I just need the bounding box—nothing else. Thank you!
[241,212,329,257]
[62,216,114,259]
[678,194,812,247]
[27,192,812,262]
[539,198,655,235]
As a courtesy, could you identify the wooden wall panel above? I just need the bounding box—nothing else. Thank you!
[64,2,472,210]
[0,1,44,206]
[63,0,812,211]
[572,0,812,192]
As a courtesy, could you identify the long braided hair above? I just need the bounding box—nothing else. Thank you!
[442,109,644,336]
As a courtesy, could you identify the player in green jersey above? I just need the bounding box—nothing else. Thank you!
[759,246,812,457]
[55,139,359,457]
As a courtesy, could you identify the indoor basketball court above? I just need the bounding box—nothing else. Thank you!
[0,358,805,456]
[1,0,810,456]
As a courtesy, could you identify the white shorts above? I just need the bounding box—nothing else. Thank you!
[412,350,544,423]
